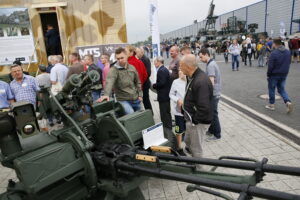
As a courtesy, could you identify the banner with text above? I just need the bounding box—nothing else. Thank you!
[76,43,127,63]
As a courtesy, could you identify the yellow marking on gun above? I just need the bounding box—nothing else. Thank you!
[150,146,172,153]
[136,154,157,163]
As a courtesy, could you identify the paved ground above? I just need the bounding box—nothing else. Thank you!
[0,57,300,199]
[138,92,300,199]
[1,96,299,199]
[162,54,300,132]
[201,55,300,132]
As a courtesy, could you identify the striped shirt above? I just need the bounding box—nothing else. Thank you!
[10,75,39,106]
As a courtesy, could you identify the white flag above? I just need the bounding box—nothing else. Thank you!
[149,0,160,58]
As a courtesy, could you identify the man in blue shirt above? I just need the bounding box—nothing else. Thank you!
[0,80,14,109]
[265,38,293,113]
[10,64,39,107]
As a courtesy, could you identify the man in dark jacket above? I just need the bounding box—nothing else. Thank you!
[83,55,103,102]
[153,56,176,150]
[266,38,293,113]
[45,24,60,55]
[179,54,213,163]
[136,47,153,113]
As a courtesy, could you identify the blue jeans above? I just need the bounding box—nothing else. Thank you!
[232,55,239,70]
[92,90,101,102]
[258,54,265,67]
[268,77,291,104]
[119,99,141,114]
[208,96,221,138]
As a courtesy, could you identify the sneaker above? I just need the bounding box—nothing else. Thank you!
[265,104,275,111]
[184,147,192,155]
[206,131,213,136]
[237,68,239,71]
[206,136,220,142]
[177,149,187,156]
[286,102,293,113]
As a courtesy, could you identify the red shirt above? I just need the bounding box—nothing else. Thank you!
[291,39,299,50]
[128,56,148,87]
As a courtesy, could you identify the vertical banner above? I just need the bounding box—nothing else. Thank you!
[149,0,160,58]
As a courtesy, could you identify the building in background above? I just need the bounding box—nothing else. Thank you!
[161,0,300,43]
[0,0,127,78]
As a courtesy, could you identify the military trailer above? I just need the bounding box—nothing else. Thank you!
[0,0,127,77]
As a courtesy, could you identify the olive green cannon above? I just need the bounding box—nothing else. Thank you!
[0,71,300,200]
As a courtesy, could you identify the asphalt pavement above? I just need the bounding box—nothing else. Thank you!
[164,53,300,133]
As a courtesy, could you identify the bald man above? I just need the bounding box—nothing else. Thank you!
[179,54,213,165]
[169,46,180,83]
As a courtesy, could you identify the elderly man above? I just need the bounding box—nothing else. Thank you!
[50,55,69,86]
[97,47,142,114]
[179,54,213,162]
[10,64,39,107]
[136,47,153,112]
[0,80,14,109]
[153,57,172,129]
[153,56,177,150]
[169,46,180,83]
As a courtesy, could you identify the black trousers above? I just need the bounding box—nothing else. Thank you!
[143,85,153,112]
[159,101,172,129]
[159,101,177,150]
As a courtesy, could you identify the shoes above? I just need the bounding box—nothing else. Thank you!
[237,68,239,71]
[265,104,275,111]
[177,149,187,156]
[206,131,213,136]
[206,136,220,142]
[286,102,293,113]
[184,147,192,155]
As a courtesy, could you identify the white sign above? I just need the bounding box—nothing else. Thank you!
[142,122,167,149]
[0,8,37,65]
[149,0,160,58]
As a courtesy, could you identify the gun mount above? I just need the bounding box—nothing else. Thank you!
[0,72,300,200]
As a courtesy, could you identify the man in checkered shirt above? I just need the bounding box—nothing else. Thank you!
[10,64,39,107]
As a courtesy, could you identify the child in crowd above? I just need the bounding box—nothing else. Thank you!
[169,70,186,151]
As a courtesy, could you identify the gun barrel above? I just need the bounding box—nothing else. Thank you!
[116,161,300,200]
[140,151,300,177]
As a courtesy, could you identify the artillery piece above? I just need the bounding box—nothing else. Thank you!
[0,71,300,200]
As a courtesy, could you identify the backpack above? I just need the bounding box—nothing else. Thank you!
[247,43,252,54]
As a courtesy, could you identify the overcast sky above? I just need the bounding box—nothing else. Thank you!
[124,0,262,43]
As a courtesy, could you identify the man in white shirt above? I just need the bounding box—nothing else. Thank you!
[50,55,69,86]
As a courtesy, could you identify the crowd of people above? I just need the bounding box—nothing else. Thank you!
[0,35,296,164]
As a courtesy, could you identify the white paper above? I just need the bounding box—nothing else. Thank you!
[142,122,168,149]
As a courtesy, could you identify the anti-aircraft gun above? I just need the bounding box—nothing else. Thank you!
[1,71,300,200]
